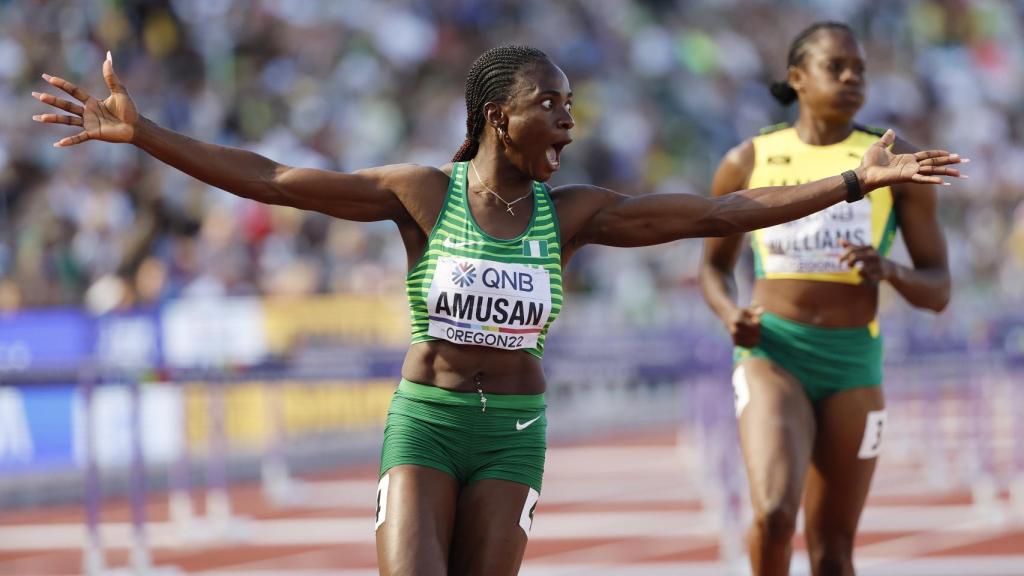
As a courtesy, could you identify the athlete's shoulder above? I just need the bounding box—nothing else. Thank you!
[359,162,447,181]
[757,121,790,135]
[548,184,624,221]
[710,138,755,196]
[548,183,620,205]
[720,138,755,172]
[547,184,624,248]
[852,123,887,138]
[364,163,450,198]
[750,123,794,151]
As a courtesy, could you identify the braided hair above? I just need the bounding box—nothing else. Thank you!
[452,45,550,162]
[770,21,855,106]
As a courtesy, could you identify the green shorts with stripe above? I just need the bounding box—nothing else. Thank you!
[734,312,883,403]
[379,379,547,492]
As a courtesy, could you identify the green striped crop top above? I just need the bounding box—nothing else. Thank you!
[406,162,563,358]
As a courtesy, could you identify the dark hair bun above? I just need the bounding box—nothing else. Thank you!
[770,81,798,106]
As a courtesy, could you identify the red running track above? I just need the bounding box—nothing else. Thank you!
[2,428,1023,575]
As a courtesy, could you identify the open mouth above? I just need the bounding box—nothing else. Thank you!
[545,139,572,171]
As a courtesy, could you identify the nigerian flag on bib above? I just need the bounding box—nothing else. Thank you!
[523,239,549,257]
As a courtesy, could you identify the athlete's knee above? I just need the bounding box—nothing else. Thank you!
[809,550,854,576]
[752,502,799,545]
[807,532,855,576]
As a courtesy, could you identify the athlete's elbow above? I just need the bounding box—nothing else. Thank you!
[264,165,302,206]
[929,286,951,313]
[919,283,951,313]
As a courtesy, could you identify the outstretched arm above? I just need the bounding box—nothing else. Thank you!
[129,118,409,222]
[573,130,965,248]
[32,52,410,223]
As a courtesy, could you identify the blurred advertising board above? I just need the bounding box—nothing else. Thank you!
[1,377,393,475]
[161,297,268,369]
[0,294,410,376]
[95,310,162,371]
[72,383,184,469]
[161,294,410,370]
[183,378,394,452]
[0,385,76,473]
[0,309,94,375]
[262,294,410,352]
[0,383,183,475]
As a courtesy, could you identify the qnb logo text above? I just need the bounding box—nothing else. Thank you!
[481,269,534,292]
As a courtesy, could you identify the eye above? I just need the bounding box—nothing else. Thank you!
[565,101,573,113]
[541,98,553,110]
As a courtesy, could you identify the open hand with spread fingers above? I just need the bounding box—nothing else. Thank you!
[32,51,137,147]
[856,129,968,192]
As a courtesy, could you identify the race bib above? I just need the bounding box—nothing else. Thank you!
[757,201,872,275]
[427,257,551,350]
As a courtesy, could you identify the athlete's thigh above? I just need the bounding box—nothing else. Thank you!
[448,478,535,576]
[376,464,460,576]
[735,357,816,512]
[803,385,886,542]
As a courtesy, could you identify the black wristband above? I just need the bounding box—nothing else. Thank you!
[842,170,864,203]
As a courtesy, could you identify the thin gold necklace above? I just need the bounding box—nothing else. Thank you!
[470,160,532,216]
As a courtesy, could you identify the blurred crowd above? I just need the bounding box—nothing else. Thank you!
[1,0,1022,316]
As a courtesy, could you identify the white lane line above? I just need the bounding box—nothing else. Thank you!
[853,516,1015,567]
[532,511,718,539]
[857,555,1024,575]
[525,536,715,569]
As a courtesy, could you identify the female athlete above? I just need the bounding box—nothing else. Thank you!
[35,44,961,575]
[700,23,953,576]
